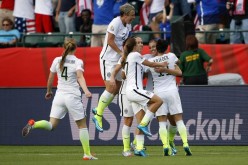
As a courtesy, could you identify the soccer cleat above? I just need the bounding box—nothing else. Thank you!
[137,125,152,137]
[92,108,97,115]
[92,116,103,132]
[134,149,147,157]
[163,148,175,156]
[184,146,192,156]
[122,150,133,157]
[22,119,35,137]
[169,141,177,154]
[82,154,98,160]
[130,142,136,151]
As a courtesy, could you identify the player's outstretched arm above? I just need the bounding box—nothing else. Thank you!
[142,59,168,68]
[77,70,92,98]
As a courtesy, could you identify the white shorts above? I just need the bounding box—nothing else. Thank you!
[50,91,86,121]
[100,59,122,81]
[119,94,146,117]
[126,88,154,107]
[155,89,183,116]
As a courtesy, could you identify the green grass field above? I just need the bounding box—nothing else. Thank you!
[0,146,247,165]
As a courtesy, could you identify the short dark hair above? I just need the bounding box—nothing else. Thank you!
[81,9,91,16]
[156,39,168,53]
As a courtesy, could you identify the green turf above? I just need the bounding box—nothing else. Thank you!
[0,146,247,165]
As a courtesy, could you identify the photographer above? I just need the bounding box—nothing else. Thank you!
[226,0,248,44]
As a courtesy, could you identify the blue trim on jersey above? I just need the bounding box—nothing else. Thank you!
[128,31,132,37]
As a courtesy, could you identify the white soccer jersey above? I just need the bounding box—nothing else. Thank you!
[50,55,84,96]
[143,54,154,91]
[148,52,178,93]
[125,52,154,107]
[125,52,145,90]
[100,16,132,61]
[117,57,127,95]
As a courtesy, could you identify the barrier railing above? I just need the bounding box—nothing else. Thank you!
[0,34,19,47]
[1,29,248,48]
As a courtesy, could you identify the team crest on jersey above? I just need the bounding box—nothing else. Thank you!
[107,72,111,77]
[110,25,114,32]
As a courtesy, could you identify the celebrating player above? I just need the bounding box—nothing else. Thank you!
[21,38,97,160]
[148,39,192,156]
[110,36,144,157]
[92,3,135,132]
[123,37,167,156]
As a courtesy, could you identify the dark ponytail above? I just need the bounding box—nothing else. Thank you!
[121,37,136,68]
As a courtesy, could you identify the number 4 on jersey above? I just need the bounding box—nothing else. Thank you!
[61,67,68,80]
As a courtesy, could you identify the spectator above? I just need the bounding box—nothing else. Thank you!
[226,0,248,44]
[78,9,93,47]
[140,1,150,26]
[145,0,165,23]
[145,0,165,38]
[91,0,115,47]
[13,0,36,33]
[131,2,152,37]
[150,2,174,42]
[171,0,192,17]
[75,0,92,31]
[75,0,92,16]
[194,0,227,44]
[179,35,213,85]
[55,0,76,33]
[113,0,128,17]
[34,0,54,33]
[0,17,20,48]
[0,0,14,29]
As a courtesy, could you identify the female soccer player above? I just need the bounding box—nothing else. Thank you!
[139,39,179,155]
[21,38,97,160]
[148,39,192,156]
[92,3,136,132]
[123,37,167,156]
[109,36,144,157]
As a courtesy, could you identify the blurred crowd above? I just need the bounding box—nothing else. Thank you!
[0,0,247,48]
